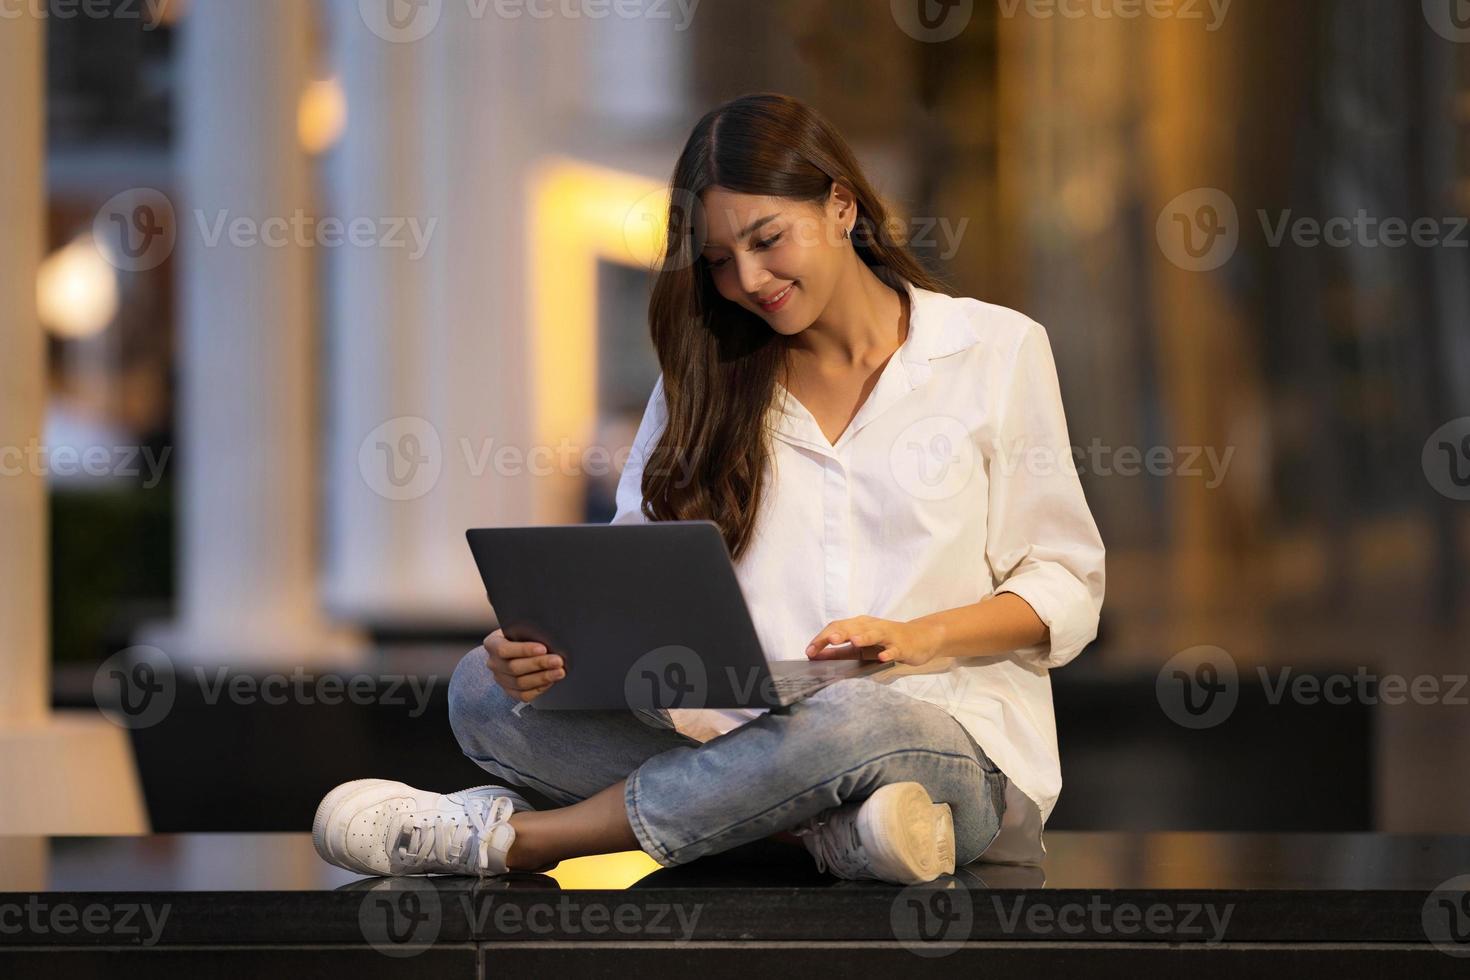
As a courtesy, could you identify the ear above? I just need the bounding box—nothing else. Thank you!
[827,180,858,226]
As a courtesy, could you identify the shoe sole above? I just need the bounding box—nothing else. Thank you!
[856,782,956,884]
[933,802,956,874]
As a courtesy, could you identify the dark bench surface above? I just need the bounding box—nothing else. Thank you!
[3,832,1468,949]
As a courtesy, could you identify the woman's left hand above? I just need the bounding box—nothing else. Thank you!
[804,616,944,667]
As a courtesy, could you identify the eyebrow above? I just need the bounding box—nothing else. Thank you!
[701,213,780,253]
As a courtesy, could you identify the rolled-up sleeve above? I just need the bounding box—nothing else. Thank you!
[984,319,1106,669]
[610,374,668,526]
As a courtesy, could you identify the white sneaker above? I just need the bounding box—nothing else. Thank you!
[792,782,956,885]
[312,778,540,878]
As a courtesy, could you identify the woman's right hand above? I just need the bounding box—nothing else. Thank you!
[482,628,566,703]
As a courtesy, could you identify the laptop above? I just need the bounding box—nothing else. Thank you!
[465,521,895,710]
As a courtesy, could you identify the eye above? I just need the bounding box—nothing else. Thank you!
[706,232,783,270]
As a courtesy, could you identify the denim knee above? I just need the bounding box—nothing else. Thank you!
[762,680,930,781]
[797,679,938,746]
[448,646,511,760]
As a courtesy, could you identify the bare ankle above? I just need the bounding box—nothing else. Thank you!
[505,813,549,871]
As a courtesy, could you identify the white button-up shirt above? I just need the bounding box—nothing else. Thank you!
[611,274,1106,865]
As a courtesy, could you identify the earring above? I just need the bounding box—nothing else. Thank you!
[842,226,851,241]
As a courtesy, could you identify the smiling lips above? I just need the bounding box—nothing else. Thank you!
[757,283,794,311]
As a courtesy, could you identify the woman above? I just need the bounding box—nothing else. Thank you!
[313,92,1106,886]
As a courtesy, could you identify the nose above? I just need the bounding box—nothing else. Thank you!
[734,254,769,298]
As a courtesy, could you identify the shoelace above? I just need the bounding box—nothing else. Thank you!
[793,809,868,878]
[390,795,512,877]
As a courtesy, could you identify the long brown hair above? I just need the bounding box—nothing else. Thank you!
[642,92,951,561]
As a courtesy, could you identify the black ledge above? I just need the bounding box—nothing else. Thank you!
[2,831,1468,950]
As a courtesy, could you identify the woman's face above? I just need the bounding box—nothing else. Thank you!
[697,184,852,337]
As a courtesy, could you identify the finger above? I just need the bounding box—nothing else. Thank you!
[497,653,564,678]
[494,660,563,687]
[844,624,887,649]
[510,667,565,692]
[497,638,551,660]
[804,623,851,655]
[808,640,860,660]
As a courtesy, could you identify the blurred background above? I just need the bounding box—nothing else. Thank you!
[2,0,1468,841]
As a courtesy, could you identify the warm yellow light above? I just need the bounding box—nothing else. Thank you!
[528,159,668,523]
[298,76,347,155]
[37,234,120,339]
[154,0,188,25]
[543,849,662,889]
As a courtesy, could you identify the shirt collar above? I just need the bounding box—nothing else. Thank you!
[893,274,982,387]
[767,274,981,451]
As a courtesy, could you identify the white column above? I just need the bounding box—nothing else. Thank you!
[322,3,539,625]
[143,0,360,665]
[0,6,146,834]
[586,8,689,131]
[322,7,692,626]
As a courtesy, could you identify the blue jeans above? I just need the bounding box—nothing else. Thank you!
[447,648,1008,868]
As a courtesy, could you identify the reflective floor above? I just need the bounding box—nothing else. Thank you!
[4,831,1467,892]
